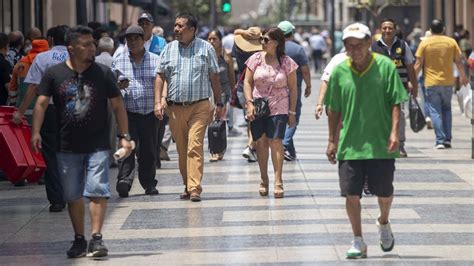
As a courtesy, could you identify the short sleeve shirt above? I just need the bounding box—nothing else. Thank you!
[324,53,408,160]
[156,38,219,102]
[285,40,309,88]
[24,46,69,85]
[37,62,121,153]
[112,51,160,114]
[246,52,298,115]
[321,53,349,82]
[415,35,461,87]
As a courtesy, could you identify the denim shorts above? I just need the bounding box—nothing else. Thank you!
[250,115,288,141]
[57,150,111,202]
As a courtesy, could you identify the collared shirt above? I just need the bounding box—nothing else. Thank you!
[24,45,69,85]
[95,52,114,68]
[156,38,219,103]
[112,50,160,115]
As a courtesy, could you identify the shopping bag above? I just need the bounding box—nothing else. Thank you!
[409,95,426,132]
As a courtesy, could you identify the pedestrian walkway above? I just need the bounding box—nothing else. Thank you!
[0,78,473,264]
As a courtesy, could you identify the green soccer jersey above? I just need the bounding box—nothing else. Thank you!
[324,53,408,160]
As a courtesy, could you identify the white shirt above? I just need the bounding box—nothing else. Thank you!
[321,53,348,82]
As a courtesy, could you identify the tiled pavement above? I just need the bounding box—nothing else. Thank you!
[0,77,473,265]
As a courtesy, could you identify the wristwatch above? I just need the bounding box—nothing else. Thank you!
[288,110,296,115]
[117,133,131,141]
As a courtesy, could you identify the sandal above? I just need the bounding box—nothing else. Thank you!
[274,183,284,198]
[259,182,269,197]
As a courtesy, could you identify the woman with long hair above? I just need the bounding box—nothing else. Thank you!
[243,27,298,198]
[207,29,236,161]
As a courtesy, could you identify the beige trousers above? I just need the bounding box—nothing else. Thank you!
[167,100,213,194]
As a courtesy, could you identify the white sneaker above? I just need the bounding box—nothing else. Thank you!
[242,146,257,162]
[376,218,395,252]
[435,144,445,149]
[346,236,367,259]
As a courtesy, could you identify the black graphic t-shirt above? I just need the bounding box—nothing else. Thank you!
[38,62,121,153]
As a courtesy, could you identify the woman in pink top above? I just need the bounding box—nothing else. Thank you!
[243,27,298,198]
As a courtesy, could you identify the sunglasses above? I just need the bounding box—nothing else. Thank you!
[259,36,271,44]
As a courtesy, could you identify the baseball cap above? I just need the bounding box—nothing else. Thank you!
[277,21,295,35]
[342,23,371,40]
[125,25,145,36]
[138,12,154,23]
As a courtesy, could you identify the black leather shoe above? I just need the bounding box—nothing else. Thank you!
[49,203,65,212]
[116,182,130,198]
[190,191,201,202]
[145,187,159,195]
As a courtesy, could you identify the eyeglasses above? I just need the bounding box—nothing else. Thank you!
[259,36,271,44]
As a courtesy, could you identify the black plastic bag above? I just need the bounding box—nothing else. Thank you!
[409,96,426,132]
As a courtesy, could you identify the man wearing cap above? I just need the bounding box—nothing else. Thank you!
[232,26,262,163]
[154,12,222,202]
[372,18,418,158]
[113,12,166,58]
[414,19,468,149]
[113,25,160,198]
[324,23,408,259]
[277,20,312,161]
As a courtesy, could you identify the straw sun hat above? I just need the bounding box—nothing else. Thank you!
[234,27,263,52]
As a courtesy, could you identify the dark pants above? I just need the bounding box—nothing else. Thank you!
[312,50,323,72]
[117,112,158,190]
[41,105,64,205]
[155,115,168,168]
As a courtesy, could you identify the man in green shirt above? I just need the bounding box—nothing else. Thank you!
[325,23,408,259]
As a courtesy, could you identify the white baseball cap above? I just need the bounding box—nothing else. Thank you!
[342,23,371,40]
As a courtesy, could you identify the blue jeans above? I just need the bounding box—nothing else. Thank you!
[425,86,453,145]
[283,89,302,156]
[421,83,431,118]
[57,150,110,202]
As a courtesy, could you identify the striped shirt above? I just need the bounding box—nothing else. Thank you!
[156,38,219,102]
[112,51,160,114]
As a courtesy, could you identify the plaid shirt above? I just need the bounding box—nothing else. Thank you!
[156,38,219,102]
[112,51,160,114]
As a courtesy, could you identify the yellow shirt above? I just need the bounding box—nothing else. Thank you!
[415,35,461,87]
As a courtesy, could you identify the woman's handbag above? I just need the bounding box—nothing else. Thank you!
[409,95,426,132]
[253,97,270,119]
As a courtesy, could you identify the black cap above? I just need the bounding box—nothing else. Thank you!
[125,25,145,36]
[138,12,154,23]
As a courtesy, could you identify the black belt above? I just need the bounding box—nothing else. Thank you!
[167,98,208,106]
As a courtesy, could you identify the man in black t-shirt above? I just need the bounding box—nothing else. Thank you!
[31,26,132,259]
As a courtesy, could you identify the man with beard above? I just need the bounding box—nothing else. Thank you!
[31,26,132,258]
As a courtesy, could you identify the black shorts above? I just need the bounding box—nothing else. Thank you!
[250,115,288,141]
[338,159,395,198]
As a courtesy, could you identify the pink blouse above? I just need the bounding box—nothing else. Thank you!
[246,52,298,115]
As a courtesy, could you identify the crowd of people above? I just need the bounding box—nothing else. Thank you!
[0,10,473,260]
